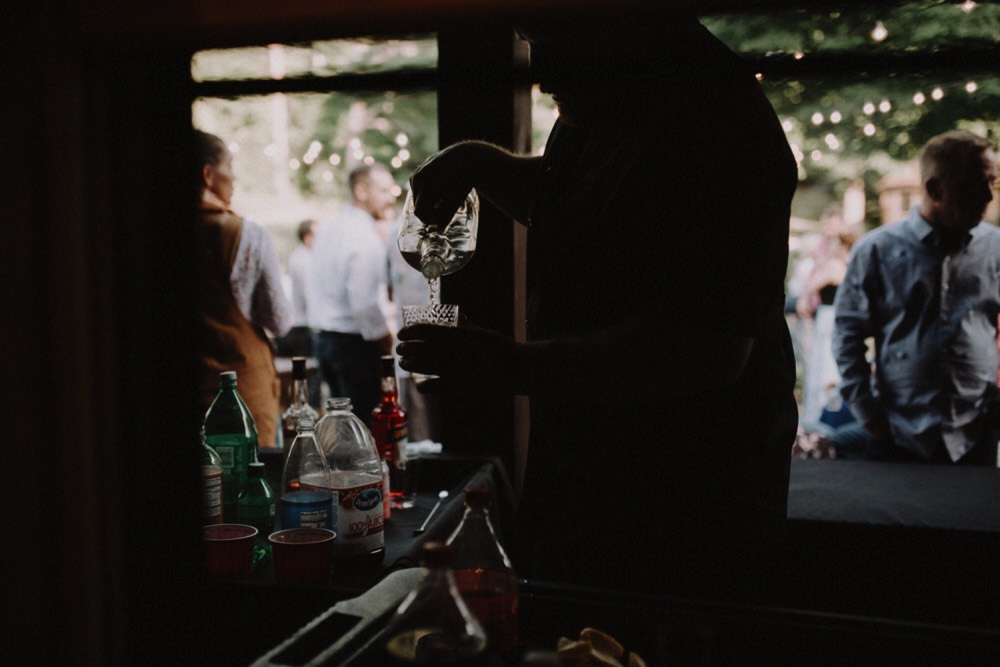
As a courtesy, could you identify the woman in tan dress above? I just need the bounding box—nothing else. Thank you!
[196,130,292,447]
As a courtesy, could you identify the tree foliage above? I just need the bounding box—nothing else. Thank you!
[193,5,1000,230]
[702,2,1000,170]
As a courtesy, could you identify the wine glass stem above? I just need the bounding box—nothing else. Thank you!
[427,277,441,305]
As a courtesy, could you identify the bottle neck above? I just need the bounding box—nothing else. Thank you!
[293,377,309,406]
[462,505,489,525]
[379,375,399,404]
[454,504,504,548]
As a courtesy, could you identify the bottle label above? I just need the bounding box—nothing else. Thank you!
[281,490,333,530]
[382,460,391,521]
[201,466,223,524]
[391,426,409,465]
[215,446,235,471]
[330,473,384,556]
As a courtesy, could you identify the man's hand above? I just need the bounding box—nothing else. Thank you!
[396,319,519,395]
[409,144,476,227]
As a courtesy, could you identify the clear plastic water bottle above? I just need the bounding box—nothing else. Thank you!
[280,415,334,530]
[315,397,385,567]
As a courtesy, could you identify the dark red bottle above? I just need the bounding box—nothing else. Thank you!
[371,355,412,511]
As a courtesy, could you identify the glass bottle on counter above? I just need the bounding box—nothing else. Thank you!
[280,415,334,530]
[315,397,384,568]
[204,371,259,522]
[382,541,488,666]
[371,355,411,512]
[281,357,318,448]
[200,428,224,526]
[237,461,276,567]
[446,486,519,656]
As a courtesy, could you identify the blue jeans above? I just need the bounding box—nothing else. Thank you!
[313,331,381,426]
[829,421,998,466]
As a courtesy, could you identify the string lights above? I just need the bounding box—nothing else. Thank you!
[870,20,889,43]
[241,4,998,181]
[779,74,992,168]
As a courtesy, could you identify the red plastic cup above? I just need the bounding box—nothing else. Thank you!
[269,528,336,586]
[202,523,258,581]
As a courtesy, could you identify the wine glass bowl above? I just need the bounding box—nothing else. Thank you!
[397,188,479,281]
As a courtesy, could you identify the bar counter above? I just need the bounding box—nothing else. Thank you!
[197,454,1000,666]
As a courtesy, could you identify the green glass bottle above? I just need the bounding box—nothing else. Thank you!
[204,371,259,522]
[237,461,276,568]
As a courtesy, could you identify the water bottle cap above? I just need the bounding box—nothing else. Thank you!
[326,397,353,411]
[220,371,237,383]
[247,461,266,477]
[291,357,307,378]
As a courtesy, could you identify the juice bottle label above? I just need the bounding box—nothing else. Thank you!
[331,473,384,555]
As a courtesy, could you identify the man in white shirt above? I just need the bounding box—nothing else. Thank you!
[277,218,318,358]
[309,164,396,424]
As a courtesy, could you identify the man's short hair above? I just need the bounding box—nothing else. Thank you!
[920,131,994,182]
[348,164,388,193]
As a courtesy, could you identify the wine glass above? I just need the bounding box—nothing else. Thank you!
[396,188,479,284]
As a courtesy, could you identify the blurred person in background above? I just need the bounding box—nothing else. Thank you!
[196,129,293,447]
[308,164,396,424]
[385,194,443,443]
[276,218,318,358]
[832,130,1000,464]
[795,205,861,436]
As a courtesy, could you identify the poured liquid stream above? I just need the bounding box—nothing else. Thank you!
[428,277,441,305]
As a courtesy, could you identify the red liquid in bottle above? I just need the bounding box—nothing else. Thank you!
[371,356,411,509]
[452,569,519,655]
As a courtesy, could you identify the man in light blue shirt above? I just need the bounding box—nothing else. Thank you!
[309,164,396,423]
[832,130,1000,464]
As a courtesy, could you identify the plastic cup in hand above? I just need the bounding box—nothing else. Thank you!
[402,303,460,327]
[401,304,460,385]
[203,523,258,581]
[269,527,336,587]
